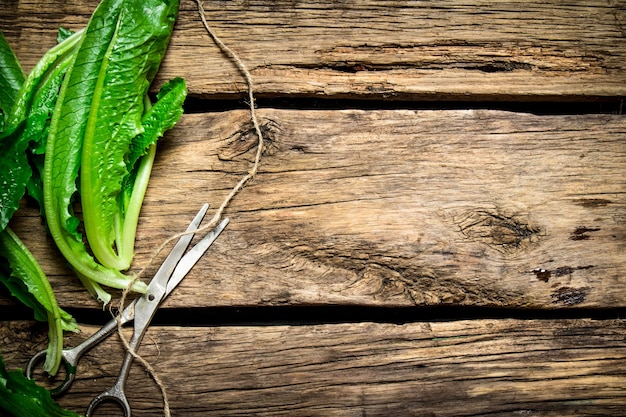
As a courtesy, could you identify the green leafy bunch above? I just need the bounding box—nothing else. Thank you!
[0,0,185,388]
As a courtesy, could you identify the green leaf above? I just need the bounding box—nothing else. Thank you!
[0,32,25,129]
[0,29,81,378]
[0,351,81,417]
[0,32,28,229]
[0,28,80,227]
[22,54,71,211]
[56,27,75,44]
[0,257,47,324]
[0,228,78,375]
[128,78,187,175]
[22,29,79,210]
[0,122,31,231]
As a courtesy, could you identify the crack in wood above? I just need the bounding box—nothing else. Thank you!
[305,41,607,74]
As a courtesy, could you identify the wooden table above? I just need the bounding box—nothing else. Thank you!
[2,1,626,415]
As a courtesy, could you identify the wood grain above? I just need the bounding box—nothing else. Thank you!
[2,0,626,100]
[1,319,625,416]
[2,3,626,416]
[4,109,625,310]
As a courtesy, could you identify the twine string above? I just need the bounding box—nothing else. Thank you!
[113,2,265,415]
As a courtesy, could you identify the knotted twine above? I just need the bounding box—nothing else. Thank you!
[113,2,266,415]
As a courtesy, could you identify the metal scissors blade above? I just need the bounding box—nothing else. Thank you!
[109,202,212,326]
[130,215,229,337]
[138,203,211,303]
[166,217,229,295]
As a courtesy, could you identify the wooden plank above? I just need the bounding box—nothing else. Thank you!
[4,109,625,310]
[0,1,19,40]
[3,0,626,100]
[1,319,625,416]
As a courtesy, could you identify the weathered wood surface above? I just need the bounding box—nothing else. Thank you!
[2,319,625,416]
[2,0,626,100]
[4,109,626,310]
[2,2,626,416]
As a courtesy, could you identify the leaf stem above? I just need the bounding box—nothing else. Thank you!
[117,143,157,267]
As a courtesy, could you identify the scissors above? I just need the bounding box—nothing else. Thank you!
[25,203,228,416]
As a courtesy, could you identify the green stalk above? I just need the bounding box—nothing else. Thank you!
[75,272,112,306]
[116,143,157,267]
[0,228,77,375]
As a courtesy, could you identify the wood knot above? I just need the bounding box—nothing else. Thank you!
[454,207,542,256]
[218,118,280,161]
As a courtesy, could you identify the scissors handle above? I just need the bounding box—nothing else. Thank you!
[24,350,77,397]
[25,315,124,396]
[83,304,153,416]
[85,375,131,417]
